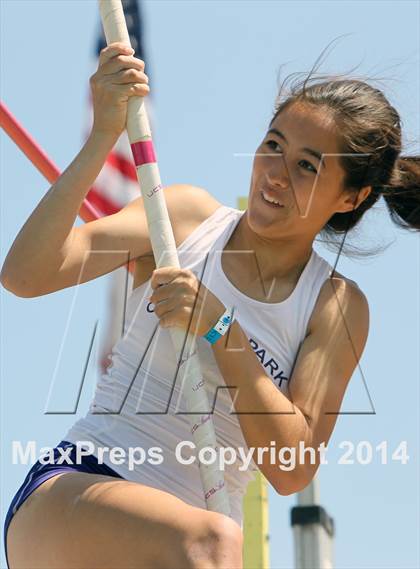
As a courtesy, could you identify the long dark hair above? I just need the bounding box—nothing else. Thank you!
[269,46,420,255]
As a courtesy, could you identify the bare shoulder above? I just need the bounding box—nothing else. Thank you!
[164,184,223,233]
[307,269,370,337]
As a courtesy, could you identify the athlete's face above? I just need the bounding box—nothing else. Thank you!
[247,102,369,239]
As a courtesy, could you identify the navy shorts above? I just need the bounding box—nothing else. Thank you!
[3,440,124,569]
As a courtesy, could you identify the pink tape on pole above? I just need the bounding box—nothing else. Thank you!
[131,140,156,166]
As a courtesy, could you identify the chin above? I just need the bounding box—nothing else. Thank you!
[245,207,285,237]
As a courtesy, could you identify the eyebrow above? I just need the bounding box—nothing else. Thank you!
[267,128,326,169]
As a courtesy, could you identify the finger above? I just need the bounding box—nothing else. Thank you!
[110,69,149,86]
[106,82,150,98]
[149,281,178,304]
[98,42,134,66]
[150,268,182,289]
[151,268,196,289]
[153,297,179,319]
[152,285,193,308]
[100,55,145,76]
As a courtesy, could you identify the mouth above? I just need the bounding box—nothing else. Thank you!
[259,189,284,208]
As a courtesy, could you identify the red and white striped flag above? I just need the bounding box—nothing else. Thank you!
[88,132,141,215]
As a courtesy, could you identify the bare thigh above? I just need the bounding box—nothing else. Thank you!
[6,472,243,569]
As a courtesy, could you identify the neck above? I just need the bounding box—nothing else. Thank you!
[226,214,314,281]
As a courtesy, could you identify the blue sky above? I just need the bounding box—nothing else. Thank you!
[1,1,419,568]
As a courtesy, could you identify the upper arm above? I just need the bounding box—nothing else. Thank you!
[287,276,370,476]
[40,184,220,295]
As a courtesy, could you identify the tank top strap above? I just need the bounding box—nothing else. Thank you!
[295,250,334,338]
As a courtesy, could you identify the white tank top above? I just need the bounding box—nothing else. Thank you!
[64,205,333,528]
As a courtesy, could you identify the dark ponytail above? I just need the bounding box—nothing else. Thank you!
[380,156,420,230]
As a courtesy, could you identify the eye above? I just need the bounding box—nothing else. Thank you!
[264,140,318,174]
[265,139,283,152]
[298,159,318,174]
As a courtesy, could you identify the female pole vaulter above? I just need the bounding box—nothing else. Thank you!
[2,35,419,569]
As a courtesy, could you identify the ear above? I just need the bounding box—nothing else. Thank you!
[336,186,372,213]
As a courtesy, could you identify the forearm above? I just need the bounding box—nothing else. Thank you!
[1,130,117,294]
[211,320,312,493]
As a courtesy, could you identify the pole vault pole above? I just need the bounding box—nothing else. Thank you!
[98,0,230,516]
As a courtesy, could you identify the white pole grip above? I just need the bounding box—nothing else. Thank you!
[98,0,231,516]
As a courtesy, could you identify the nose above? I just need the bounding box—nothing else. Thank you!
[266,168,289,190]
[265,153,290,190]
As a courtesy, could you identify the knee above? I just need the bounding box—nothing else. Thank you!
[209,513,243,550]
[183,513,243,569]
